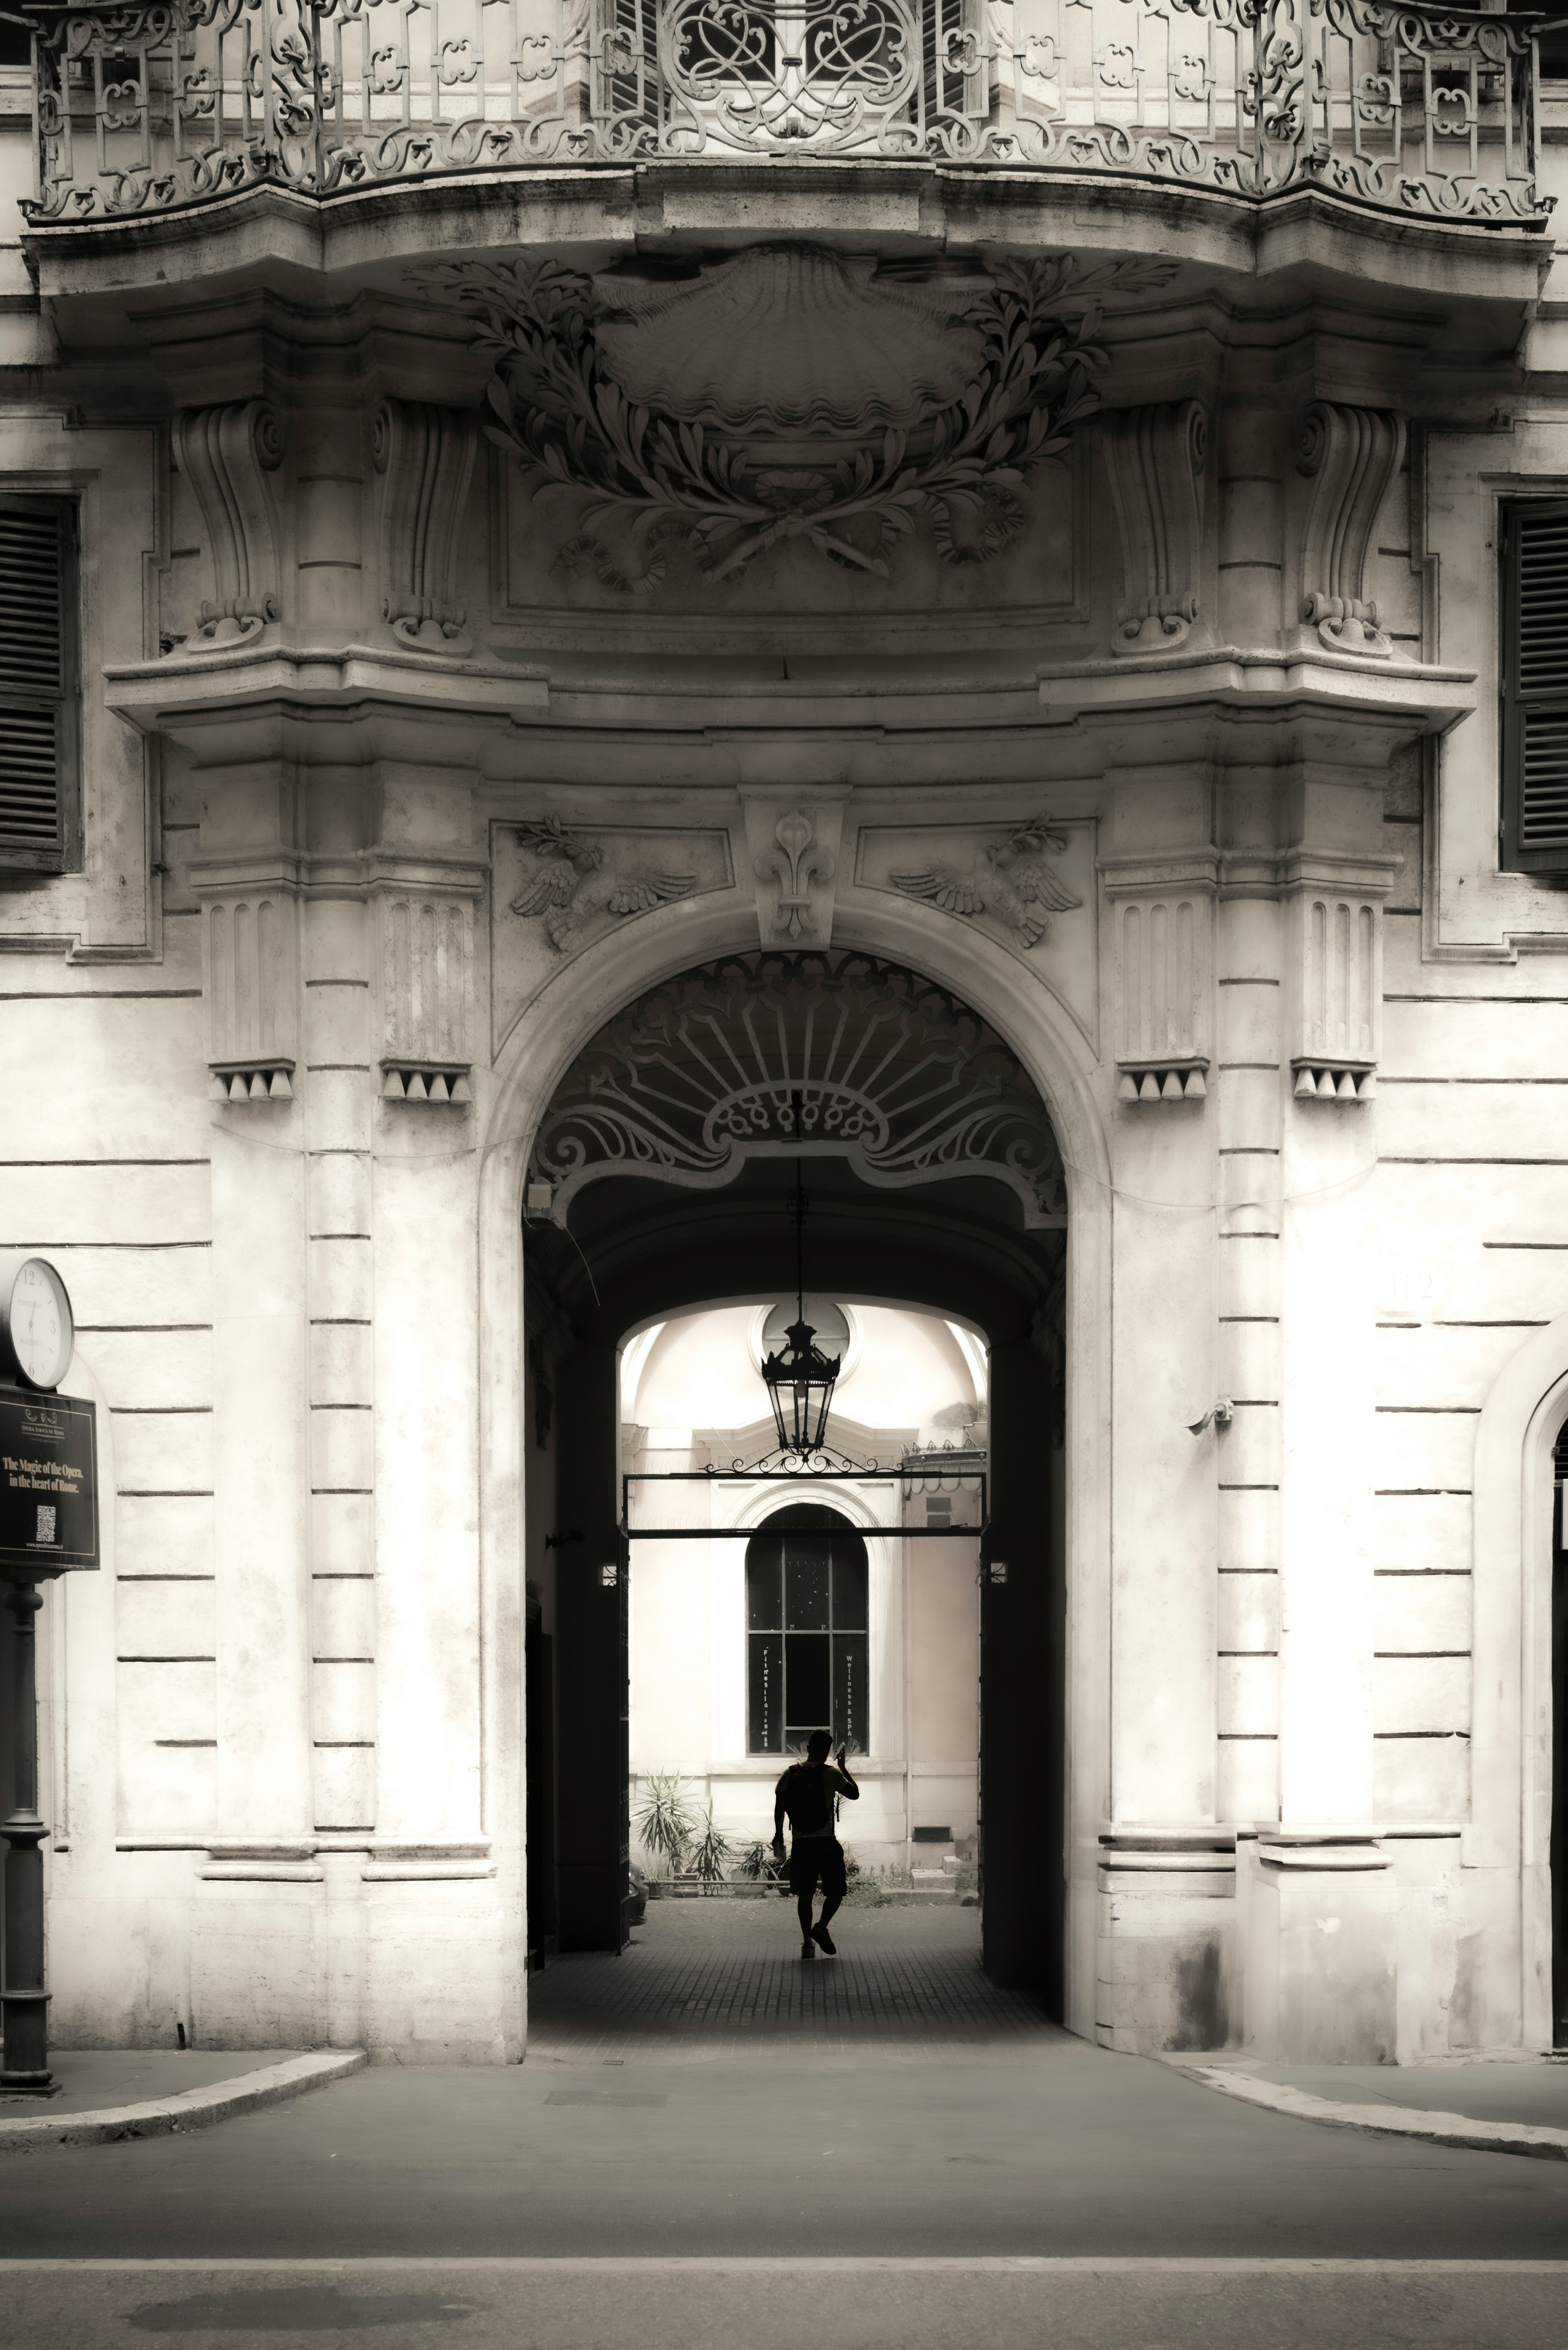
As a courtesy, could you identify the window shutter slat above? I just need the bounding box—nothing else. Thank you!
[1520,713,1568,852]
[1502,499,1568,875]
[0,499,71,870]
[1518,509,1568,695]
[0,709,59,842]
[0,508,63,698]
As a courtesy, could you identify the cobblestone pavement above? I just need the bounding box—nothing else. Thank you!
[527,1897,1068,2065]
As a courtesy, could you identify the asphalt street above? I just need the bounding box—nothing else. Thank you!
[1,2039,1566,2260]
[5,2258,1568,2350]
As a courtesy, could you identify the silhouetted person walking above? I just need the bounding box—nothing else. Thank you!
[772,1728,859,1957]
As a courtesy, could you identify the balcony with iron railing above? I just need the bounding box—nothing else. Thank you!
[10,0,1560,231]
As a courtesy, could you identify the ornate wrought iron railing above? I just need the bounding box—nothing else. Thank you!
[21,0,1555,226]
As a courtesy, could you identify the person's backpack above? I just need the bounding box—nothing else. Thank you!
[779,1763,833,1837]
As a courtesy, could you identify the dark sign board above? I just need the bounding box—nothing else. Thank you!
[0,1388,98,1574]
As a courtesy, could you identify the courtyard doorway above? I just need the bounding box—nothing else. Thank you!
[521,951,1069,2016]
[1555,1423,1567,2047]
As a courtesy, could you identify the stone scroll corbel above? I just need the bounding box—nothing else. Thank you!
[173,401,284,652]
[373,398,479,654]
[1103,400,1208,658]
[1295,402,1406,660]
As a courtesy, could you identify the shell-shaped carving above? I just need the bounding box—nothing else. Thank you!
[590,247,985,433]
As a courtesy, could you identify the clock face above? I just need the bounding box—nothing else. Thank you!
[7,1258,73,1390]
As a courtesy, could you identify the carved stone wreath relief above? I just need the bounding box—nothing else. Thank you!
[419,248,1176,594]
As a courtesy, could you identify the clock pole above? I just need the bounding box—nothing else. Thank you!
[0,1577,49,2089]
[0,1252,99,2096]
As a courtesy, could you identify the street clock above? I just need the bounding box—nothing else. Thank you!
[0,1255,75,1392]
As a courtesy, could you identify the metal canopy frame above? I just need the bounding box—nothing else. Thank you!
[620,1465,989,1545]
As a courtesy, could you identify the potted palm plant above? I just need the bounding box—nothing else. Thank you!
[690,1806,731,1896]
[632,1770,696,1894]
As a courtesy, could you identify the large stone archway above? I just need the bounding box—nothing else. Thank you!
[478,904,1113,2038]
[1470,1316,1568,2051]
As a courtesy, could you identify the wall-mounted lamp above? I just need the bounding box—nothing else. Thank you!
[1187,1400,1234,1437]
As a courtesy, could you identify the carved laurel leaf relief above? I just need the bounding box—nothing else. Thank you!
[415,247,1135,594]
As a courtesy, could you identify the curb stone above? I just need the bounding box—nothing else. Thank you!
[1179,2063,1568,2161]
[0,2049,367,2152]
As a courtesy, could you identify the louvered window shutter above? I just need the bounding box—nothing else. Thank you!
[0,496,79,874]
[1501,499,1568,875]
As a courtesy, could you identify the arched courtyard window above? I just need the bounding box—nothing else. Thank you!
[746,1505,868,1756]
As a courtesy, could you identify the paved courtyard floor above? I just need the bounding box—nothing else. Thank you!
[528,1895,1059,2064]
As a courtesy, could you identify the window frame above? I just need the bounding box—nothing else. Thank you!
[0,491,82,876]
[1499,493,1568,878]
[745,1505,869,1759]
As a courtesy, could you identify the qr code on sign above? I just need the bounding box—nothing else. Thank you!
[36,1505,57,1545]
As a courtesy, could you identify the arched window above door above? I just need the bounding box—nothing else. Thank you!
[745,1503,868,1757]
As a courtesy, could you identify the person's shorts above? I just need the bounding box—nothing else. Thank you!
[788,1837,846,1901]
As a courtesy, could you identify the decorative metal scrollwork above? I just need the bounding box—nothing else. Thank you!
[529,950,1067,1224]
[19,0,1553,227]
[664,0,920,148]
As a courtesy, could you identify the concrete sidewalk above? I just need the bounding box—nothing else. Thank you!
[0,2048,298,2116]
[0,2050,365,2147]
[1175,2053,1568,2162]
[1253,2057,1568,2131]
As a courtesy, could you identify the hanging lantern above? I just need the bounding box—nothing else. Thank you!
[760,1317,841,1461]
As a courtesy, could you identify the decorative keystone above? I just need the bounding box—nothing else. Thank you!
[1116,1059,1208,1104]
[1293,1062,1375,1103]
[381,1060,472,1104]
[208,1059,294,1103]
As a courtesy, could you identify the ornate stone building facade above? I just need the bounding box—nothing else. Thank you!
[0,0,1566,2062]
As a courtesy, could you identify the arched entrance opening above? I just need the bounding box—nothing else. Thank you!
[521,950,1069,2013]
[1555,1423,1568,2047]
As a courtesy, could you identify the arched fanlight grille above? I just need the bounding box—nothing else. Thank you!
[528,949,1064,1225]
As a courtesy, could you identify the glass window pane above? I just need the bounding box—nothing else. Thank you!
[831,1548,867,1630]
[784,1631,831,1729]
[746,1543,783,1631]
[784,1538,829,1628]
[833,1632,869,1753]
[748,1632,783,1752]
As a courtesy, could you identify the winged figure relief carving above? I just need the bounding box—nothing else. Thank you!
[510,818,698,952]
[890,818,1082,948]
